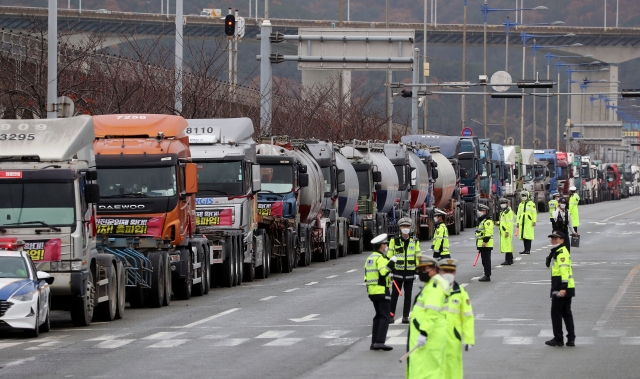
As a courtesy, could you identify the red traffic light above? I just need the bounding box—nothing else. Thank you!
[224,14,236,36]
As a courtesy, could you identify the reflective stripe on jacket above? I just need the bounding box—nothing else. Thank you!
[433,223,450,257]
[548,199,558,218]
[387,236,419,277]
[364,251,391,297]
[569,193,580,226]
[475,217,494,248]
[442,282,475,379]
[550,245,575,297]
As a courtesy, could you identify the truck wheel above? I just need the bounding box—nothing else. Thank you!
[299,231,312,266]
[221,240,234,288]
[282,230,294,273]
[243,260,255,282]
[115,262,126,319]
[146,252,165,308]
[324,231,331,262]
[95,264,117,321]
[460,208,465,232]
[236,237,244,285]
[465,202,474,228]
[454,209,461,235]
[256,235,268,279]
[71,270,95,327]
[265,235,271,278]
[173,252,192,300]
[195,245,210,295]
[162,252,172,306]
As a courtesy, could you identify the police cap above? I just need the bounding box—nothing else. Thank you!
[398,217,412,227]
[434,208,447,217]
[438,258,459,270]
[478,204,490,211]
[416,254,438,268]
[370,233,389,246]
[558,197,567,204]
[499,198,509,203]
[548,230,567,241]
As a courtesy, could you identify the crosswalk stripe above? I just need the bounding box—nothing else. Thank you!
[386,336,407,345]
[256,331,294,339]
[143,332,186,340]
[94,339,135,349]
[0,342,23,350]
[148,339,189,348]
[263,338,303,346]
[213,338,248,347]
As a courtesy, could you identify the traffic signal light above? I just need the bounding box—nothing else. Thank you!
[400,90,412,98]
[224,14,236,36]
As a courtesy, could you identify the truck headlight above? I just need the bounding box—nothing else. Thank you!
[71,261,86,271]
[50,261,70,271]
[10,290,36,302]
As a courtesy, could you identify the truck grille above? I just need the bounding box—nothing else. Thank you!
[0,301,12,317]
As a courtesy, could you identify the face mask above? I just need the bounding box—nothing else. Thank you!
[500,204,507,209]
[441,273,455,285]
[477,211,484,218]
[382,245,388,253]
[418,272,431,282]
[551,242,563,249]
[400,228,411,235]
[433,217,439,223]
[521,196,527,200]
[559,204,566,209]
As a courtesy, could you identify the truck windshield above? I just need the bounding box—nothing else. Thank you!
[547,160,556,178]
[534,166,545,181]
[624,172,632,181]
[558,166,568,180]
[259,164,293,194]
[195,161,244,196]
[0,182,75,227]
[98,167,177,197]
[581,166,590,179]
[524,165,534,182]
[321,167,332,194]
[459,159,474,179]
[356,170,370,197]
[606,172,615,182]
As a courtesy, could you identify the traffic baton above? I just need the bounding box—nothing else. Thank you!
[393,280,403,296]
[473,251,480,266]
[399,346,421,362]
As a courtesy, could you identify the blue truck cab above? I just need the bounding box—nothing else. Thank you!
[534,149,558,195]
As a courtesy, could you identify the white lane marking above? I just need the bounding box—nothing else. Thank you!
[386,336,407,345]
[326,275,338,278]
[0,357,35,368]
[181,308,240,328]
[318,330,350,339]
[538,330,554,337]
[460,283,469,288]
[602,206,640,222]
[326,338,359,346]
[346,269,358,273]
[87,333,131,341]
[28,335,69,343]
[256,331,294,339]
[263,338,303,346]
[94,339,135,349]
[503,337,534,345]
[482,330,513,337]
[495,266,503,268]
[143,332,186,340]
[393,317,403,324]
[148,339,189,348]
[598,330,627,337]
[283,288,300,293]
[387,329,405,337]
[620,337,640,345]
[305,282,318,286]
[289,314,321,322]
[452,242,460,244]
[515,257,522,261]
[0,342,23,350]
[260,296,277,301]
[471,276,481,281]
[213,338,248,347]
[199,334,231,339]
[594,264,640,330]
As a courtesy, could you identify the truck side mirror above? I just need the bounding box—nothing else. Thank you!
[185,163,199,195]
[338,184,346,193]
[431,161,438,168]
[252,164,262,194]
[432,169,439,180]
[477,160,483,174]
[299,165,307,174]
[85,184,100,203]
[372,171,382,183]
[375,184,382,191]
[337,169,345,184]
[299,173,309,188]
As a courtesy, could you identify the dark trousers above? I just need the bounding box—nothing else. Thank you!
[550,219,557,232]
[370,298,391,344]
[390,278,414,319]
[523,239,532,252]
[551,296,575,341]
[504,252,513,264]
[573,227,578,233]
[479,248,492,277]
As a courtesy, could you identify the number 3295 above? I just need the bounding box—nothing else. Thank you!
[0,133,35,141]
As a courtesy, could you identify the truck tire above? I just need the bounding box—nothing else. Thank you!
[282,230,294,273]
[195,245,211,294]
[243,255,255,283]
[460,207,465,232]
[146,251,165,308]
[220,240,234,288]
[71,270,95,327]
[465,202,475,228]
[454,209,461,235]
[173,252,192,300]
[265,235,271,278]
[235,237,243,286]
[256,235,268,279]
[162,252,172,306]
[95,264,117,321]
[115,261,126,319]
[299,230,312,266]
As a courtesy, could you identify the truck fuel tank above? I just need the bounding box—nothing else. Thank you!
[335,152,359,219]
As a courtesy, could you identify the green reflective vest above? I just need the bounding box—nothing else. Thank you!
[475,217,494,248]
[433,223,450,257]
[387,236,419,277]
[551,245,575,297]
[364,251,391,296]
[442,282,475,379]
[498,208,514,254]
[517,199,536,240]
[548,199,558,218]
[569,193,580,227]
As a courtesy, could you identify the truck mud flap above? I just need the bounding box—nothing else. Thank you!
[70,271,89,297]
[97,244,152,290]
[348,225,360,241]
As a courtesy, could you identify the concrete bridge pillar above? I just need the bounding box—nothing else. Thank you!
[569,65,619,124]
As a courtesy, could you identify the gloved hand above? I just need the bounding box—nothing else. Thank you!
[414,274,420,281]
[465,344,472,351]
[545,256,552,268]
[416,335,427,347]
[390,255,398,263]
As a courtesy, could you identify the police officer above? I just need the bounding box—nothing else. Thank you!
[439,259,475,379]
[548,192,560,232]
[551,198,578,252]
[497,198,515,265]
[544,231,576,347]
[432,209,451,260]
[406,255,450,379]
[364,233,395,351]
[569,186,580,233]
[517,190,536,255]
[475,204,494,282]
[387,217,419,324]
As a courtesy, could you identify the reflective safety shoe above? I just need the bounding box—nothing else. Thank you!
[545,339,564,347]
[402,317,410,324]
[566,340,575,347]
[501,261,512,265]
[478,276,491,282]
[520,251,531,255]
[371,343,393,351]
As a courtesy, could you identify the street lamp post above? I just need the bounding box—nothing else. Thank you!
[461,0,467,132]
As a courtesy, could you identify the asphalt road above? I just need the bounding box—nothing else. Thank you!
[1,197,640,379]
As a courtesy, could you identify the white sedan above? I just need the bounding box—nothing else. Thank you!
[0,246,54,337]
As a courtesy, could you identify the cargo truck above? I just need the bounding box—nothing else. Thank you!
[603,163,621,200]
[185,119,264,285]
[503,145,523,210]
[404,143,439,240]
[334,148,364,255]
[0,116,125,326]
[460,137,482,228]
[479,139,498,220]
[534,149,558,194]
[94,115,211,307]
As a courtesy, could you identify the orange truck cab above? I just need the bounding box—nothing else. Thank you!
[93,114,211,306]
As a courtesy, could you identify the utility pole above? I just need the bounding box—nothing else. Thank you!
[233,9,239,103]
[483,0,487,139]
[424,0,429,134]
[411,48,419,134]
[386,0,393,139]
[532,39,536,147]
[503,16,510,144]
[47,0,57,119]
[260,2,272,133]
[228,8,233,97]
[175,0,183,113]
[461,0,467,132]
[339,0,343,27]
